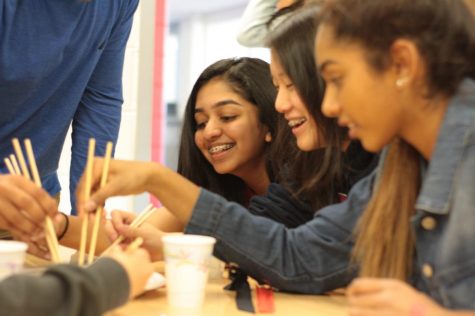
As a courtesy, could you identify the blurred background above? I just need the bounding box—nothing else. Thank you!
[58,0,270,214]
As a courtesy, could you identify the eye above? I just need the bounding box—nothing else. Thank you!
[221,115,237,122]
[195,120,207,130]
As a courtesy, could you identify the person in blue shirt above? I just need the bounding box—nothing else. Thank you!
[0,0,139,215]
[79,0,475,314]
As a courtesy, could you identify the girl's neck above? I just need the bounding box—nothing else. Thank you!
[235,160,270,196]
[400,95,449,160]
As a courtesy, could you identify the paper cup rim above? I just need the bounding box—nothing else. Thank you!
[162,234,216,246]
[0,240,28,253]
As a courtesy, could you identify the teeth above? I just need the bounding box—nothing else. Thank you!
[288,118,306,128]
[209,144,234,154]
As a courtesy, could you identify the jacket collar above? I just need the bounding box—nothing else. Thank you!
[415,78,475,214]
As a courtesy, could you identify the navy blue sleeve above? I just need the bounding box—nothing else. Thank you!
[185,172,375,294]
[69,0,139,214]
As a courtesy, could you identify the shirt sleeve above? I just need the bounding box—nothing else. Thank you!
[0,258,130,316]
[185,172,376,294]
[236,0,278,47]
[69,0,139,214]
[248,183,314,228]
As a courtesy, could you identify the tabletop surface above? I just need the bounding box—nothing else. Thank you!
[106,278,348,316]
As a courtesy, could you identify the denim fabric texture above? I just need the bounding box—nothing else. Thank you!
[186,78,475,309]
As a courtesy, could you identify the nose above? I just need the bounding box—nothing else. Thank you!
[274,89,291,114]
[202,118,222,140]
[321,88,341,118]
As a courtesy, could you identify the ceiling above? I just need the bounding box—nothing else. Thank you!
[167,0,249,23]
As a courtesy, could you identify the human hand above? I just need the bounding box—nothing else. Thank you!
[76,159,157,215]
[0,175,58,237]
[105,246,153,298]
[104,210,137,243]
[106,210,164,261]
[347,278,446,316]
[277,0,297,9]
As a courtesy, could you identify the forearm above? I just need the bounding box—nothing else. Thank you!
[146,163,200,225]
[59,215,111,253]
[148,206,185,232]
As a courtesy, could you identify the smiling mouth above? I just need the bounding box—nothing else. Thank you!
[288,118,306,129]
[208,143,235,154]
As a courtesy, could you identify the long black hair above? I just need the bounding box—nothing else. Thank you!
[267,4,349,210]
[177,58,277,204]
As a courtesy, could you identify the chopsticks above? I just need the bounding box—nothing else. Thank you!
[101,204,156,256]
[7,138,61,263]
[87,141,113,264]
[78,139,96,266]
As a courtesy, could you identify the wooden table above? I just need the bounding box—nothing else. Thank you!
[106,278,348,316]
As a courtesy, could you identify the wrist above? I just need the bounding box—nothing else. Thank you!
[57,212,69,241]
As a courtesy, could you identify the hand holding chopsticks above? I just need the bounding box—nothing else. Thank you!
[2,138,61,262]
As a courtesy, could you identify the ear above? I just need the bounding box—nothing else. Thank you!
[265,132,272,142]
[389,39,424,89]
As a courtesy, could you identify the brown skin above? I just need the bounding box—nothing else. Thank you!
[347,278,475,316]
[0,175,58,257]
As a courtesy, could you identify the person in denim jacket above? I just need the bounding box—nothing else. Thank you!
[79,0,475,314]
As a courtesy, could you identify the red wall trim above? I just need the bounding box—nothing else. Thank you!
[151,0,166,206]
[152,0,166,164]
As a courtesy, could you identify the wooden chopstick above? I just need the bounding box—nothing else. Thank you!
[125,237,144,253]
[101,204,156,256]
[12,138,31,180]
[9,154,21,175]
[22,139,61,263]
[78,138,96,266]
[87,141,113,264]
[4,157,16,175]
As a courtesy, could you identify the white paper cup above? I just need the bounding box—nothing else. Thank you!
[0,241,28,280]
[162,234,216,309]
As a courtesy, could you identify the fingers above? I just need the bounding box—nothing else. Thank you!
[104,220,119,243]
[0,176,58,234]
[76,157,104,216]
[348,278,394,296]
[0,194,37,235]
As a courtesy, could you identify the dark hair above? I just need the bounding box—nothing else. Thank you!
[319,0,475,97]
[267,4,348,210]
[319,0,475,279]
[177,58,277,204]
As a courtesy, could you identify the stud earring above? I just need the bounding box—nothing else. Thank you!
[396,78,408,88]
[265,132,272,142]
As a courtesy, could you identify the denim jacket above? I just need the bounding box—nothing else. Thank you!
[185,78,475,309]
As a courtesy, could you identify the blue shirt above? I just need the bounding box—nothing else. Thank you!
[0,0,139,214]
[186,78,475,309]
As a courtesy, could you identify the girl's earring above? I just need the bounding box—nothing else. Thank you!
[265,133,272,142]
[396,78,408,88]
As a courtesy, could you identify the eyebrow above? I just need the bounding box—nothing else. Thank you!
[194,99,242,113]
[318,60,337,73]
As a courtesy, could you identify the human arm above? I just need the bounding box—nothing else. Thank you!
[69,0,139,215]
[78,160,199,225]
[54,213,111,254]
[0,247,152,316]
[347,278,475,316]
[78,158,375,293]
[237,0,279,47]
